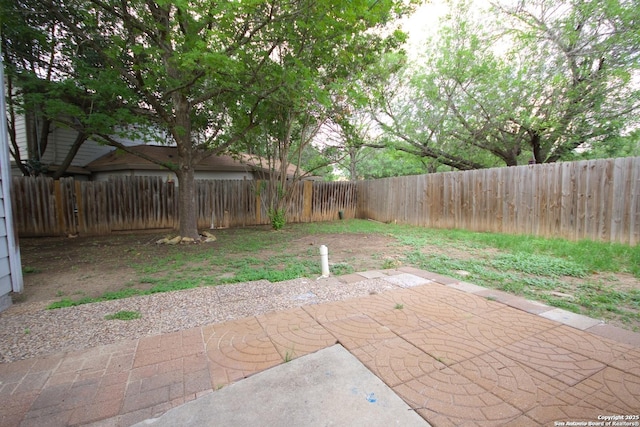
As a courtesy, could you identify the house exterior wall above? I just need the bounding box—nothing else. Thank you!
[193,171,253,181]
[43,127,113,167]
[92,170,254,183]
[13,113,28,160]
[0,69,24,312]
[12,115,262,182]
[0,197,15,311]
[11,117,151,169]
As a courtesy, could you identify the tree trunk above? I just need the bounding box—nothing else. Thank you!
[176,166,199,239]
[348,146,358,181]
[52,132,88,179]
[6,110,29,176]
[170,71,200,238]
[172,92,199,239]
[530,130,545,164]
[503,149,520,167]
[25,109,50,161]
[174,122,198,239]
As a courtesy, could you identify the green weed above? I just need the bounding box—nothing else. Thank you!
[104,310,141,321]
[284,346,295,362]
[381,258,400,269]
[268,208,286,230]
[331,262,354,276]
[490,253,588,277]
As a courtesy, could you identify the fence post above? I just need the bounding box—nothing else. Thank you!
[54,180,65,235]
[303,180,313,222]
[74,180,84,234]
[255,180,261,224]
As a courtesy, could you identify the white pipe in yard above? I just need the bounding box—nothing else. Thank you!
[319,245,330,278]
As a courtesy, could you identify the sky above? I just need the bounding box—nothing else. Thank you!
[401,0,450,51]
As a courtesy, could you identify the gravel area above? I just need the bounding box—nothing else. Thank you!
[0,276,401,363]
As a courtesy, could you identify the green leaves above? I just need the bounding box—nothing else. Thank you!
[369,0,640,170]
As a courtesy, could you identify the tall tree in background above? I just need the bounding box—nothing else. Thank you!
[7,0,415,238]
[239,2,413,227]
[497,0,640,163]
[1,0,52,176]
[370,0,640,169]
[1,0,110,178]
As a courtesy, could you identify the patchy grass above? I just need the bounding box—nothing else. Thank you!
[43,220,640,331]
[382,223,639,330]
[104,310,142,321]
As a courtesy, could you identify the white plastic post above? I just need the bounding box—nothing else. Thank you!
[319,245,330,277]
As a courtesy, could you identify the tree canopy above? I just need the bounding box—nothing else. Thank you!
[360,0,640,171]
[3,0,416,235]
[5,0,638,194]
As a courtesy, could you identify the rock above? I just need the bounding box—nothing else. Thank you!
[155,238,169,244]
[202,230,216,238]
[204,237,217,243]
[181,237,195,244]
[166,236,182,245]
[550,291,575,300]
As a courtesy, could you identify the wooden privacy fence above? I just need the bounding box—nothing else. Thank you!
[358,157,640,245]
[10,157,640,244]
[195,179,357,228]
[11,176,357,236]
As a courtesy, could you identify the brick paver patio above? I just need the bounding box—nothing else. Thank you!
[1,268,639,426]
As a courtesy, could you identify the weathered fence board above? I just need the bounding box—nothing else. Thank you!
[10,157,640,245]
[11,176,356,237]
[357,157,640,245]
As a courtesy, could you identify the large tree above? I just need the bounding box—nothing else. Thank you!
[369,0,640,169]
[15,0,415,238]
[38,0,416,237]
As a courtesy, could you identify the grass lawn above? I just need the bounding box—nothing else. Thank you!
[44,220,640,331]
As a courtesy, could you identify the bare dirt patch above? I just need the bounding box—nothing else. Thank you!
[16,228,399,306]
[13,226,640,332]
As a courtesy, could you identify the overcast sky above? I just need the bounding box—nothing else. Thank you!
[401,0,449,49]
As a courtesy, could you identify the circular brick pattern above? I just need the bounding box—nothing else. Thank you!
[352,337,447,387]
[394,367,521,425]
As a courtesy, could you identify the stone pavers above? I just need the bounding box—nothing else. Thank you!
[1,268,639,426]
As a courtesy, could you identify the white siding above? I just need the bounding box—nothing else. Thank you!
[0,168,12,299]
[92,170,254,184]
[13,117,158,168]
[42,127,114,167]
[109,129,172,147]
[13,114,28,159]
[10,106,178,168]
[195,171,254,181]
[0,72,24,311]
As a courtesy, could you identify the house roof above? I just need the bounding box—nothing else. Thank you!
[86,145,304,177]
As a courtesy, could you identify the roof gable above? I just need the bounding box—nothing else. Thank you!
[87,145,250,172]
[86,145,305,177]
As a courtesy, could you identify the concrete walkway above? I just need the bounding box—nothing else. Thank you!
[1,268,640,426]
